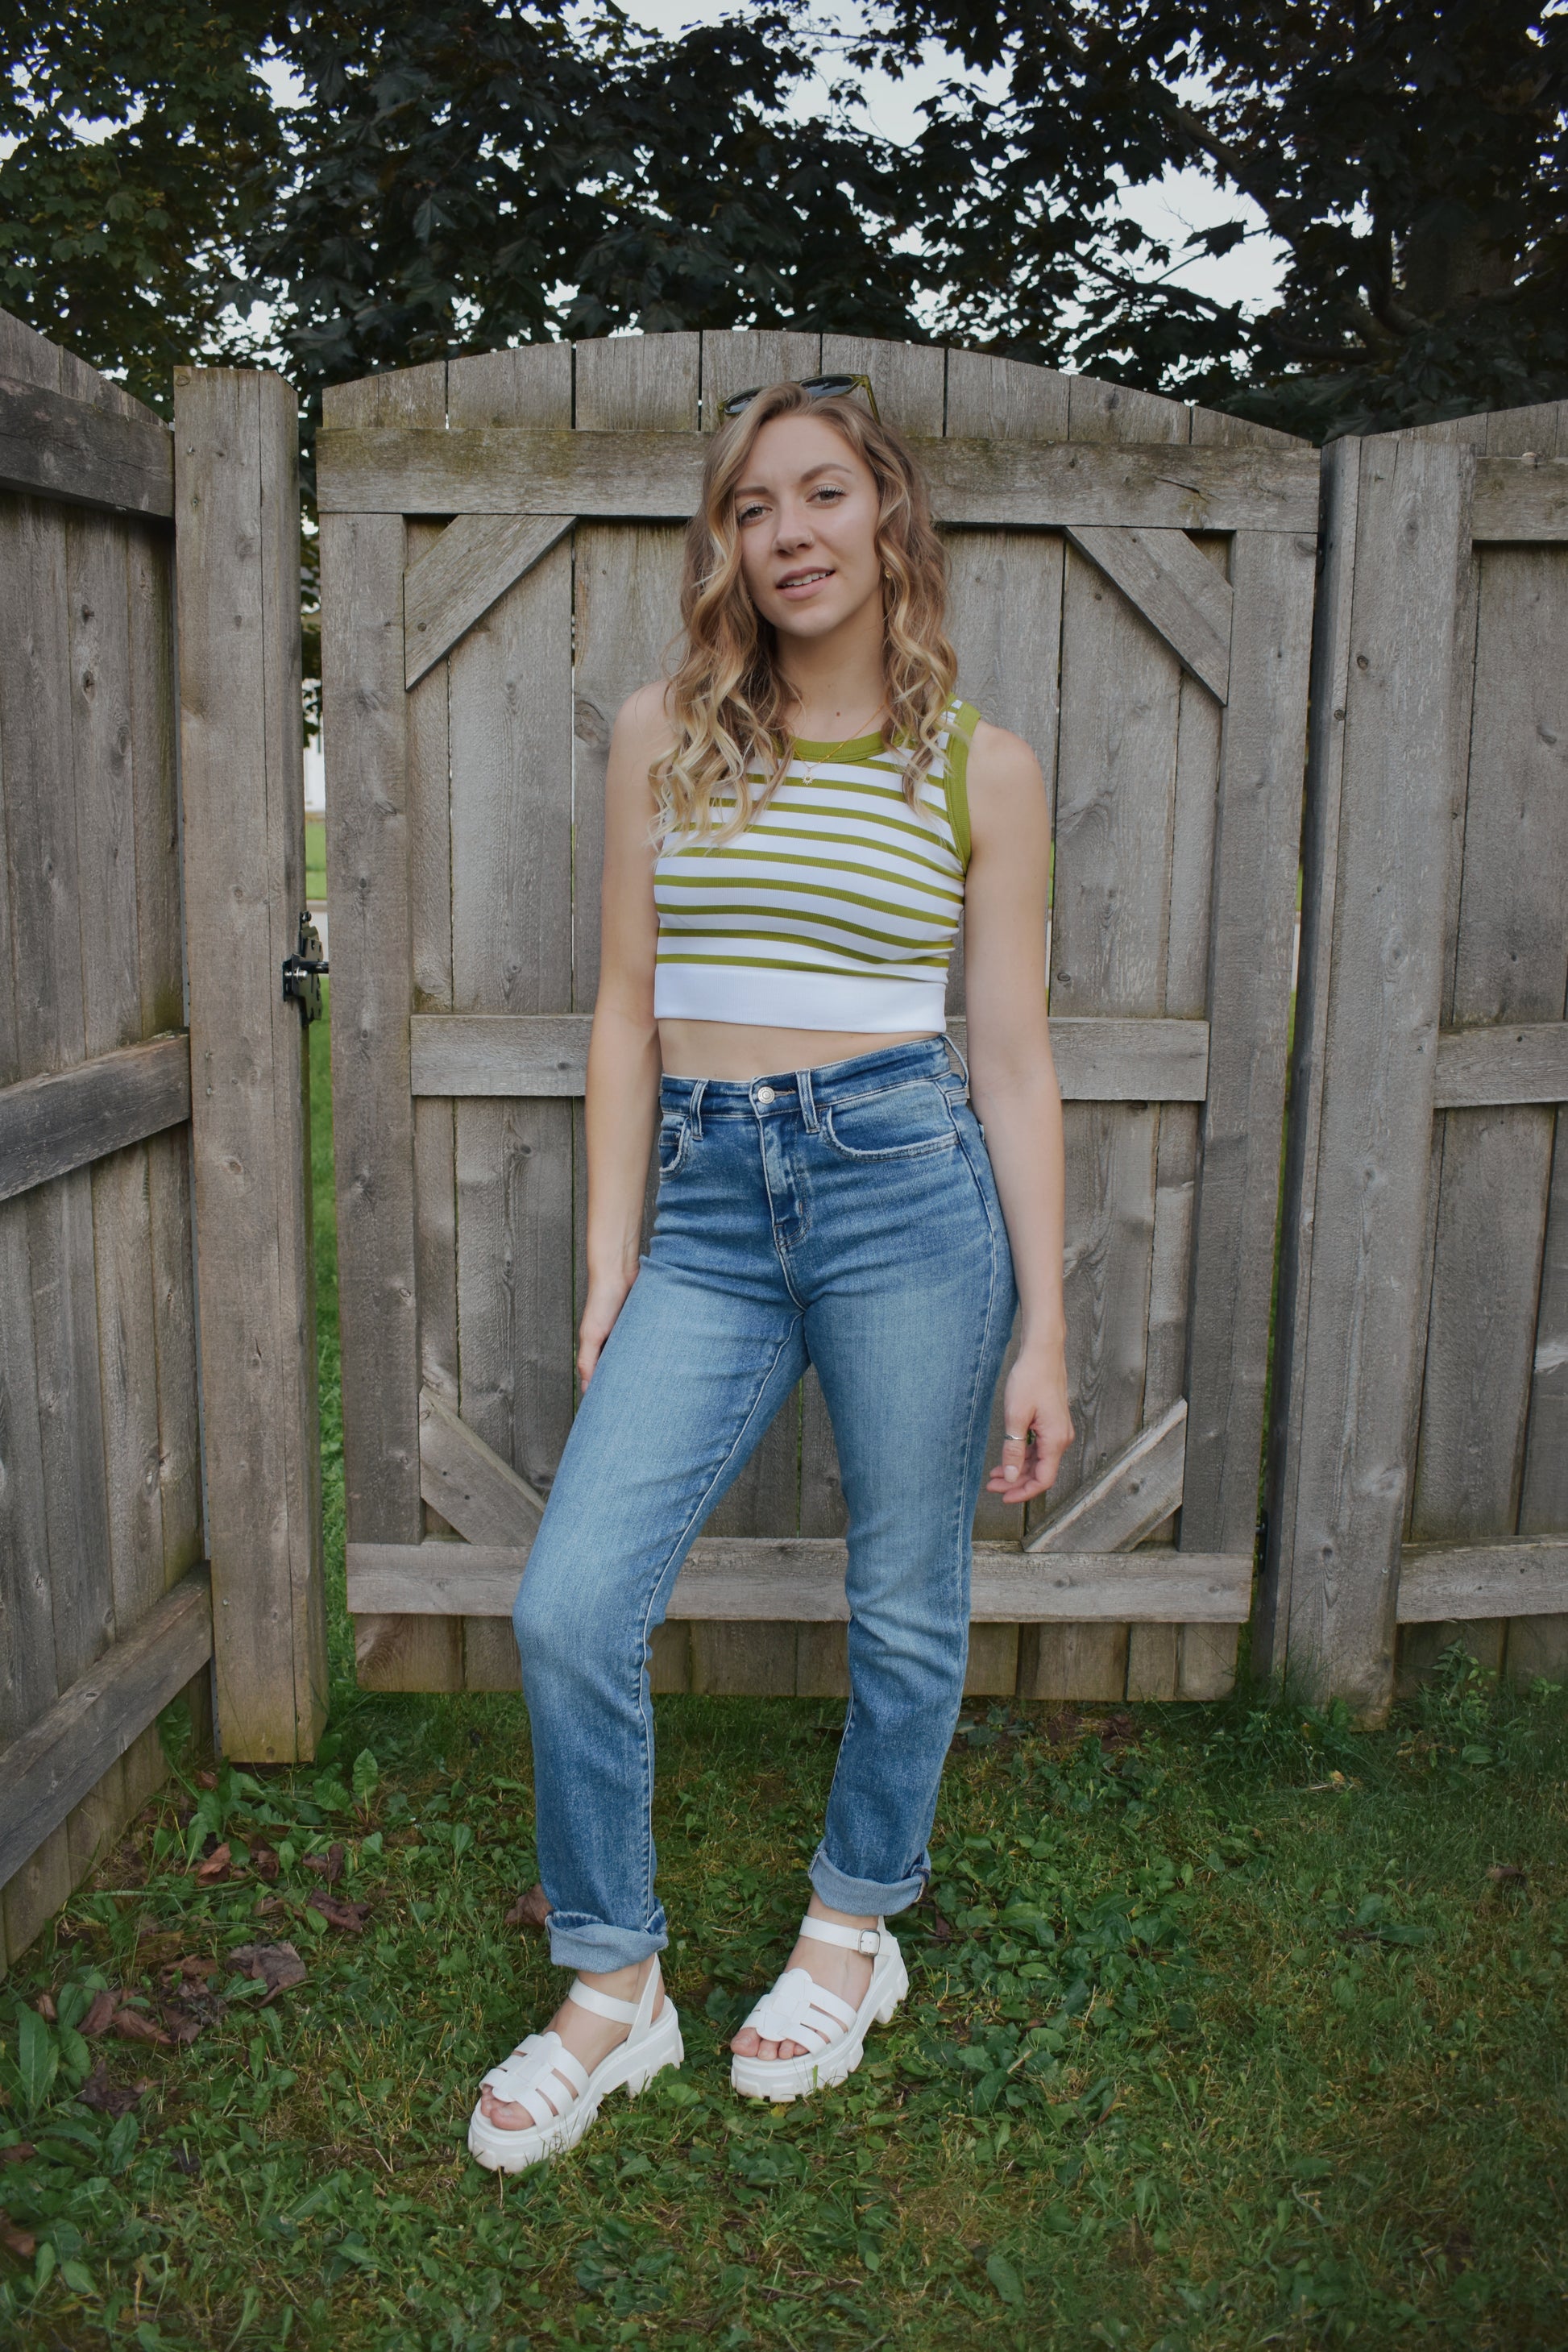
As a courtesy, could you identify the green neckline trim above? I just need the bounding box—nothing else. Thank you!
[786,729,890,761]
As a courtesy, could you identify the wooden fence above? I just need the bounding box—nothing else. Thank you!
[2,313,1565,1969]
[1262,401,1568,1716]
[0,315,322,1970]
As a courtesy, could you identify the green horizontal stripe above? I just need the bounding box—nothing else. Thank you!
[707,817,961,886]
[657,851,962,909]
[657,948,949,972]
[656,902,953,954]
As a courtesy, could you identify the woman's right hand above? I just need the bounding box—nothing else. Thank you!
[578,1271,637,1390]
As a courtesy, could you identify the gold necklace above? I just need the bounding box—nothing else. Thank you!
[793,705,884,788]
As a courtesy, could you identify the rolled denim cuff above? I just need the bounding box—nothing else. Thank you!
[545,1906,668,1975]
[808,1842,927,1920]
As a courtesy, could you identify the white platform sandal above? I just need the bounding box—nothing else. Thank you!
[467,1964,682,2172]
[730,1916,909,2103]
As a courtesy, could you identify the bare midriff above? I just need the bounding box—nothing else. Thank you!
[657,1019,937,1083]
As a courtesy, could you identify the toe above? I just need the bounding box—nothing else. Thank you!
[730,2026,760,2058]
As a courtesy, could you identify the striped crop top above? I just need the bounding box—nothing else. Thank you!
[653,698,979,1033]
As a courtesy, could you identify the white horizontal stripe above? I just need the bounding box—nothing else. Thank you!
[655,967,948,1031]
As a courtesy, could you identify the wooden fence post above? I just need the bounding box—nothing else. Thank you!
[1259,434,1475,1719]
[174,367,326,1761]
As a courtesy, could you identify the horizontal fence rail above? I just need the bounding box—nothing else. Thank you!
[0,1033,191,1202]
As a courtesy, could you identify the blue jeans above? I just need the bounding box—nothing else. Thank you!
[512,1037,1017,1973]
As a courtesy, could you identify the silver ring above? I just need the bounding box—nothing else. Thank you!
[1004,1431,1028,1442]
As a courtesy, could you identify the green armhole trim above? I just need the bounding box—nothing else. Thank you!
[944,700,981,870]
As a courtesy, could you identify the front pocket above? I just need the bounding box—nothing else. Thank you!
[657,1114,690,1176]
[823,1079,959,1162]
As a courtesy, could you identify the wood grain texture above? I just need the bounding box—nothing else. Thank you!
[699,332,822,431]
[321,363,438,1694]
[1396,1541,1567,1622]
[0,1569,212,1889]
[419,1387,545,1545]
[0,479,120,1906]
[346,1538,1253,1620]
[408,1011,1209,1102]
[448,346,574,1691]
[176,367,326,1761]
[820,337,944,435]
[0,1034,189,1201]
[315,425,1321,531]
[1267,438,1474,1716]
[0,372,173,518]
[1411,529,1568,1549]
[1470,455,1568,540]
[404,513,572,686]
[1064,525,1232,700]
[1026,1400,1186,1553]
[1433,1023,1568,1106]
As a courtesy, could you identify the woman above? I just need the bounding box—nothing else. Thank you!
[468,376,1072,2172]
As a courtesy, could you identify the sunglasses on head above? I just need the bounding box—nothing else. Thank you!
[718,371,881,424]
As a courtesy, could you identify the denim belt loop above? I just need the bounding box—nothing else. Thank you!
[688,1077,707,1139]
[796,1066,820,1133]
[944,1029,972,1100]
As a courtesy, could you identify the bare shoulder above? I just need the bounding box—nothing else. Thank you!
[966,719,1048,839]
[614,678,677,762]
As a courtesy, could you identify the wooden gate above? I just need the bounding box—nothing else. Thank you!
[317,331,1319,1703]
[1262,400,1568,1716]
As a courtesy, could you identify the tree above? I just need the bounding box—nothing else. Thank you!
[877,0,1568,433]
[0,2,284,411]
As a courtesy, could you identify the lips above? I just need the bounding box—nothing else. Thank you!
[777,567,833,593]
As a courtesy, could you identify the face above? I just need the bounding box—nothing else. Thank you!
[731,411,883,641]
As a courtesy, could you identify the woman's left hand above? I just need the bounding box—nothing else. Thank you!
[985,1346,1073,1504]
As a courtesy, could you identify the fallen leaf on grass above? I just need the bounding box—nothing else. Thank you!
[1487,1863,1527,1885]
[252,1893,284,1919]
[0,2147,35,2167]
[251,1844,280,1883]
[194,1842,232,1885]
[113,2007,173,2049]
[195,1770,218,1790]
[228,1942,307,1997]
[1097,1711,1138,1749]
[77,2063,145,2118]
[33,1993,56,2023]
[80,1990,118,2039]
[307,1892,370,1934]
[504,1885,552,1932]
[0,2210,36,2260]
[303,1842,346,1884]
[1045,1711,1082,1747]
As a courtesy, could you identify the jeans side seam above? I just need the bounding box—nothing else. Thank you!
[629,1313,806,1921]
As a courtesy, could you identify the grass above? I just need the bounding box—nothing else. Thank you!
[2,1014,1566,2351]
[305,814,326,904]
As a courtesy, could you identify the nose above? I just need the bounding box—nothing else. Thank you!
[773,504,814,552]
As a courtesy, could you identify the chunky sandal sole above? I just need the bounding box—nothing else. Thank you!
[468,2001,684,2173]
[730,1948,908,2103]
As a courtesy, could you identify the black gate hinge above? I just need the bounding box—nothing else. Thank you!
[282,911,329,1024]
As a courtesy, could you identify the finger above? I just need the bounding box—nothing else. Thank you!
[998,1425,1033,1487]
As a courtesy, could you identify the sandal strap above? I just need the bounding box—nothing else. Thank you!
[745,1965,857,2052]
[567,1979,641,2024]
[799,1914,886,1956]
[482,2031,590,2127]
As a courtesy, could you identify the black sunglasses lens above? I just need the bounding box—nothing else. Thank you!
[802,376,857,397]
[720,385,761,416]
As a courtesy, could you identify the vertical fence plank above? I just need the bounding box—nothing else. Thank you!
[699,332,822,431]
[326,363,459,1695]
[449,346,575,1693]
[1262,438,1473,1717]
[176,367,325,1760]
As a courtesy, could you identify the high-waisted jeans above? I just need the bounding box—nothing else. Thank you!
[512,1036,1017,1972]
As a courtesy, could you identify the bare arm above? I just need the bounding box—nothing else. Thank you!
[578,684,670,1388]
[961,721,1074,1504]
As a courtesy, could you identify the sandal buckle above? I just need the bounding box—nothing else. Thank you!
[856,1929,881,1955]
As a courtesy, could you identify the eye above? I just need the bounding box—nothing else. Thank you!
[811,484,846,504]
[736,500,768,525]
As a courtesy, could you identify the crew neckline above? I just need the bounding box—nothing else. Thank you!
[787,728,890,762]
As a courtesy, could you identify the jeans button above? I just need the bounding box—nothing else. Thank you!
[756,1085,775,1105]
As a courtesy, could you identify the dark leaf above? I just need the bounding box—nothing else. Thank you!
[80,1991,118,2040]
[251,1844,281,1884]
[303,1842,346,1884]
[0,2145,35,2166]
[307,1893,370,1934]
[77,2062,144,2118]
[0,2209,36,2260]
[112,2008,173,2049]
[194,1841,232,1885]
[1487,1864,1527,1885]
[33,1993,56,2024]
[504,1884,553,1932]
[228,1942,308,1997]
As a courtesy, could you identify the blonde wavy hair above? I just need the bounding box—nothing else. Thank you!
[651,383,957,840]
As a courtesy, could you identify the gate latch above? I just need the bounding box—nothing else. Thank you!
[282,911,329,1023]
